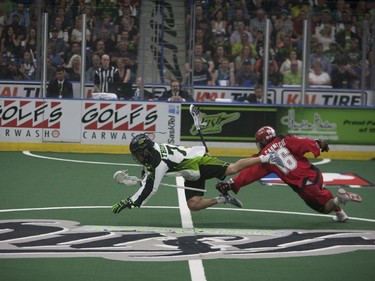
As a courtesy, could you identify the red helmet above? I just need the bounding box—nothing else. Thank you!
[255,126,276,150]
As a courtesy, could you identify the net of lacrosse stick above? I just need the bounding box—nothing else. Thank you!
[189,104,209,152]
[189,104,206,130]
[113,170,206,192]
[113,170,139,185]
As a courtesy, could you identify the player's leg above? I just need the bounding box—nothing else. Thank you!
[323,196,349,222]
[185,177,242,211]
[184,178,211,211]
[186,195,242,211]
[299,181,361,222]
[298,173,342,215]
[325,188,362,211]
[299,188,347,221]
[330,188,362,222]
[187,196,223,211]
[334,188,363,205]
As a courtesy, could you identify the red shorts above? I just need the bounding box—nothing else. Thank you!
[297,174,334,213]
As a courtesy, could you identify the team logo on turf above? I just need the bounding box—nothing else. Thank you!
[1,220,374,261]
[261,173,373,188]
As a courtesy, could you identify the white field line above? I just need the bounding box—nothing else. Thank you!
[313,159,331,165]
[1,206,374,223]
[176,176,207,281]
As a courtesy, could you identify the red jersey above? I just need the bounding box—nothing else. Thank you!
[232,135,322,193]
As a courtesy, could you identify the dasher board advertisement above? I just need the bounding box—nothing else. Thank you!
[276,107,375,145]
[80,101,180,144]
[180,104,277,142]
[0,98,181,145]
[1,81,373,106]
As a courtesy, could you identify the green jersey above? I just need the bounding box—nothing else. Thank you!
[131,143,228,206]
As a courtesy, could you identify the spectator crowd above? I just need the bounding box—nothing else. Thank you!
[0,0,140,84]
[0,0,373,94]
[184,0,373,89]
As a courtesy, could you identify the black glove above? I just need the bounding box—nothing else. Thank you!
[112,196,134,214]
[216,179,234,195]
[316,139,329,152]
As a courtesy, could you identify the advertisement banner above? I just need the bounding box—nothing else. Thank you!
[180,105,277,142]
[80,101,181,144]
[0,99,181,145]
[192,86,277,104]
[2,81,373,106]
[280,88,366,106]
[276,107,375,145]
[190,86,371,106]
[0,81,94,99]
[0,99,80,143]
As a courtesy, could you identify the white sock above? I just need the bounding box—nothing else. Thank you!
[216,196,225,204]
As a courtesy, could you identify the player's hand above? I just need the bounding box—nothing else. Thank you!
[260,151,284,167]
[316,139,329,152]
[269,151,284,167]
[112,196,134,214]
[216,179,234,195]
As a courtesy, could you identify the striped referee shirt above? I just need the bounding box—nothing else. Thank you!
[94,66,120,92]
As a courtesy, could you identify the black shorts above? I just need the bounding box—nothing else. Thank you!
[184,155,229,200]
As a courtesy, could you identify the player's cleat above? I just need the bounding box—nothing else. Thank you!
[337,188,362,206]
[222,194,243,208]
[332,210,348,222]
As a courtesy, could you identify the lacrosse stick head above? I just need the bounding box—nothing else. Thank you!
[189,104,206,130]
[113,170,138,186]
[129,133,155,166]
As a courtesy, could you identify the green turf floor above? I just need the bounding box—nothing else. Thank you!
[0,151,374,281]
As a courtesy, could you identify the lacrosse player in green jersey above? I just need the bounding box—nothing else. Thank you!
[112,133,284,214]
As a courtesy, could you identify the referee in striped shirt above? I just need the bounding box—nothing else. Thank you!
[94,54,121,93]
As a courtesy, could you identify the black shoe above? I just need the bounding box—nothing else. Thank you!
[222,194,243,208]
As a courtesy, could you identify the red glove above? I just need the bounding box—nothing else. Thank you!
[216,179,234,195]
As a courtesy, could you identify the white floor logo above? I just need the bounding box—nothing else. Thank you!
[1,220,374,261]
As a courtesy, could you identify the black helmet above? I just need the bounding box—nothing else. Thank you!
[129,133,155,165]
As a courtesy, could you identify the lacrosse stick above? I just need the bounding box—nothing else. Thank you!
[113,170,207,193]
[189,104,209,153]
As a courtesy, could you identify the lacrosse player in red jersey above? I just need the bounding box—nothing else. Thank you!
[112,133,285,214]
[216,126,363,222]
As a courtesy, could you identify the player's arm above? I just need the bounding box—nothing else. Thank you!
[225,151,284,176]
[217,163,270,194]
[285,136,326,158]
[131,169,162,207]
[112,164,168,214]
[112,172,157,214]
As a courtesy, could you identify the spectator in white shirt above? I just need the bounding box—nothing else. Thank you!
[309,61,331,86]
